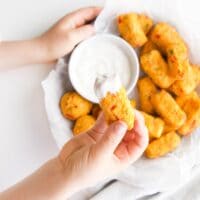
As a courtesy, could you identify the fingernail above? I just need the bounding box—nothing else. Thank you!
[114,121,127,133]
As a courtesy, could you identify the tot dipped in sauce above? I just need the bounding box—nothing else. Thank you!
[95,74,134,130]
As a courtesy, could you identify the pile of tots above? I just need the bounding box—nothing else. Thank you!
[60,12,200,159]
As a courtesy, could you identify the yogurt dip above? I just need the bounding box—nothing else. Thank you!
[69,34,139,103]
[94,74,122,100]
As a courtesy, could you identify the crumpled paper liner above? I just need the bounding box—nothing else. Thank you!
[42,0,200,199]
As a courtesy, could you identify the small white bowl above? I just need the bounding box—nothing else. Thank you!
[68,34,139,103]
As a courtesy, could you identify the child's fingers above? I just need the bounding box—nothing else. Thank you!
[67,24,94,46]
[62,7,102,29]
[87,112,108,142]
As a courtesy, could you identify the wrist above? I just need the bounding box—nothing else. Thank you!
[48,157,80,198]
[0,158,78,200]
[31,37,54,64]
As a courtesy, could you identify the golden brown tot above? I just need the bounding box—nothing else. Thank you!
[145,131,181,159]
[140,50,175,88]
[151,90,186,128]
[100,87,134,130]
[118,13,147,47]
[137,77,158,114]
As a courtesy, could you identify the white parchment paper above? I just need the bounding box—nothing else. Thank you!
[42,0,200,199]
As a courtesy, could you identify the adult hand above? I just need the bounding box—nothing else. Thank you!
[0,110,148,200]
[59,110,149,195]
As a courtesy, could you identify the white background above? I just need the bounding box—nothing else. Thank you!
[0,0,200,199]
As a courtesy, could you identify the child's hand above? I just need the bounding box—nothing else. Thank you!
[0,7,101,70]
[58,110,149,195]
[38,7,101,62]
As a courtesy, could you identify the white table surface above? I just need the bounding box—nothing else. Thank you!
[0,0,200,199]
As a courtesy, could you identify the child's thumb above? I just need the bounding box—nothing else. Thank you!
[96,121,127,155]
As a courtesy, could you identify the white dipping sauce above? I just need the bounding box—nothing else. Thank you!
[95,74,122,99]
[69,34,138,103]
